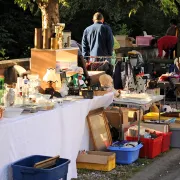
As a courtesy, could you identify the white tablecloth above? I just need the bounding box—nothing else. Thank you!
[0,93,113,180]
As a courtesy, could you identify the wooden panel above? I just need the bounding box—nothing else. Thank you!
[88,71,105,86]
[31,49,56,90]
[56,48,78,62]
[30,48,78,90]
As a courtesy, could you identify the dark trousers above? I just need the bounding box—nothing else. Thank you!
[170,43,177,59]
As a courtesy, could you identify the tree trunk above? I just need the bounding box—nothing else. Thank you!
[38,0,60,35]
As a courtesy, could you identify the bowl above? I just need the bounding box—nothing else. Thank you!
[4,107,24,118]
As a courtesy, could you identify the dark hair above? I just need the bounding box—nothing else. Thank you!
[150,39,157,47]
[170,19,177,25]
[4,66,18,84]
[93,12,104,21]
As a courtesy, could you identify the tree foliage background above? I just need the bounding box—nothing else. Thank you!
[0,0,180,59]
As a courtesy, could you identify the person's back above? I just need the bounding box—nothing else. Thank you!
[82,12,114,58]
[157,36,178,58]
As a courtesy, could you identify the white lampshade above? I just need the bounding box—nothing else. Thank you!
[43,68,58,82]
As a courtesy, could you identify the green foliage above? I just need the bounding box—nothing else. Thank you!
[158,0,178,15]
[0,26,16,48]
[0,0,41,59]
[14,0,70,11]
[1,0,179,59]
[0,49,9,60]
[115,24,132,36]
[124,1,173,37]
[14,0,180,18]
[128,1,143,17]
[128,0,180,15]
[14,0,33,10]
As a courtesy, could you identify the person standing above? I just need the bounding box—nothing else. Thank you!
[81,12,114,59]
[70,39,90,81]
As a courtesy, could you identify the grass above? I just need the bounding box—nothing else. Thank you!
[73,151,170,180]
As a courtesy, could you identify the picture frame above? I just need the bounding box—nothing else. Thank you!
[87,108,112,151]
[34,155,60,169]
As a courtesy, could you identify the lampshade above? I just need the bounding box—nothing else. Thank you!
[43,68,58,82]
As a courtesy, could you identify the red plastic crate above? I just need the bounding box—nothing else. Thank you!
[126,136,163,159]
[156,132,172,152]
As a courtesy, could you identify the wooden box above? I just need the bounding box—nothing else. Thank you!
[77,151,116,171]
[115,35,133,47]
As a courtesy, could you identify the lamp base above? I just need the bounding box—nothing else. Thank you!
[44,88,61,98]
[45,87,54,95]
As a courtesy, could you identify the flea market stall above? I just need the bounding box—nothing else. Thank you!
[0,24,180,180]
[0,93,113,180]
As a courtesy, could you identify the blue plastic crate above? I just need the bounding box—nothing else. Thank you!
[107,142,143,164]
[11,155,70,180]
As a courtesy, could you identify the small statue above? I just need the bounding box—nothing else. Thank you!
[3,88,15,107]
[73,67,87,88]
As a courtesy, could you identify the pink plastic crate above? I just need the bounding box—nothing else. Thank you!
[136,36,154,46]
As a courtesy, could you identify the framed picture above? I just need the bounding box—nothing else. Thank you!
[87,108,112,151]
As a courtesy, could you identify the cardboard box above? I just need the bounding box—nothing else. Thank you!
[105,107,143,127]
[104,107,143,140]
[104,109,122,129]
[121,107,143,123]
[88,71,105,86]
[115,35,133,47]
[141,122,169,133]
[77,151,116,171]
[146,88,160,96]
[104,107,128,127]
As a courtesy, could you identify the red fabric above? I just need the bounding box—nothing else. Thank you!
[157,36,178,58]
[78,75,82,80]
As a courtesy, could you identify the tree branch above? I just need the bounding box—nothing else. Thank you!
[36,0,48,9]
[174,0,180,11]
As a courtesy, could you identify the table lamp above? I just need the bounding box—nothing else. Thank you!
[43,68,58,95]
